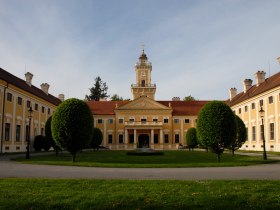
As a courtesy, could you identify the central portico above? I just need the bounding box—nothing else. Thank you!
[115,95,172,149]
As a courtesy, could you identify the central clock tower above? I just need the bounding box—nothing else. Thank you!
[131,50,156,100]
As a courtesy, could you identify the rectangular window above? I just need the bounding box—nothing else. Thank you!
[251,103,255,110]
[118,119,124,124]
[164,118,168,123]
[41,127,44,136]
[48,108,51,115]
[153,118,158,123]
[129,118,134,123]
[175,134,180,143]
[246,127,248,140]
[164,134,169,144]
[16,125,21,142]
[238,108,241,114]
[259,99,263,107]
[119,134,124,144]
[269,96,273,104]
[108,119,113,124]
[5,123,10,141]
[7,93,12,102]
[129,134,134,144]
[27,100,31,108]
[97,119,103,124]
[252,126,256,141]
[17,97,22,105]
[244,106,248,112]
[185,119,190,124]
[270,123,274,140]
[35,103,38,111]
[154,134,158,144]
[174,119,179,124]
[42,106,45,113]
[108,134,113,144]
[141,118,147,124]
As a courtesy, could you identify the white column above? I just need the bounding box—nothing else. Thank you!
[160,129,163,144]
[134,129,137,148]
[103,119,107,146]
[12,94,17,146]
[125,129,128,144]
[151,129,154,144]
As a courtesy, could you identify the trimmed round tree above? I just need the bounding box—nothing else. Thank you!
[51,98,93,162]
[197,101,236,162]
[45,116,60,155]
[90,127,103,150]
[186,127,198,151]
[33,135,45,151]
[227,115,247,156]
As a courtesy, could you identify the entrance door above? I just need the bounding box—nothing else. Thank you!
[138,134,149,148]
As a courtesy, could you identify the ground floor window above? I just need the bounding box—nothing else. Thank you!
[164,134,169,144]
[119,134,124,144]
[260,125,263,140]
[252,126,256,141]
[129,134,134,144]
[154,134,158,144]
[175,134,180,143]
[270,123,274,140]
[25,125,30,141]
[16,125,21,142]
[41,127,44,136]
[5,123,10,141]
[108,134,113,144]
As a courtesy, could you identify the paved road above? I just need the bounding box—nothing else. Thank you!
[0,153,280,180]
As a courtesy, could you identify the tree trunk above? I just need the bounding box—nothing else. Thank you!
[217,153,221,162]
[72,153,76,162]
[232,149,235,156]
[55,149,58,156]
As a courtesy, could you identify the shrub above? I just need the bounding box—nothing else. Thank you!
[51,98,93,162]
[197,101,236,162]
[45,116,60,154]
[33,135,46,151]
[186,128,198,151]
[90,128,103,150]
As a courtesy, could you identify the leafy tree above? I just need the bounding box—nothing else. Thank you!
[85,76,109,101]
[228,115,247,156]
[51,98,93,162]
[197,101,236,162]
[45,116,60,155]
[111,94,123,101]
[186,128,198,151]
[33,135,46,151]
[183,95,196,101]
[91,127,103,150]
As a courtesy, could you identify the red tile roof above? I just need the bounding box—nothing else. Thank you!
[0,67,61,106]
[226,71,280,107]
[87,100,208,116]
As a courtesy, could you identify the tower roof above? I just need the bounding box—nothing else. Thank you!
[139,50,148,60]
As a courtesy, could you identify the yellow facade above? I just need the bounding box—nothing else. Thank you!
[229,71,280,152]
[0,69,62,153]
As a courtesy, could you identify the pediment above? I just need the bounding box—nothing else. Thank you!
[117,96,170,110]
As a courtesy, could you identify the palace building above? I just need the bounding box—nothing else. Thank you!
[0,68,63,153]
[87,50,208,150]
[227,58,280,152]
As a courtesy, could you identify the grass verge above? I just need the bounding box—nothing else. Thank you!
[0,179,279,210]
[15,150,277,168]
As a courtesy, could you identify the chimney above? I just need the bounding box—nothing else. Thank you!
[255,71,266,87]
[25,72,33,87]
[277,57,280,65]
[243,79,252,93]
[58,94,65,102]
[40,83,50,94]
[229,88,237,100]
[172,97,180,101]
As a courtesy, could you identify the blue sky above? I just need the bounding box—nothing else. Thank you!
[1,0,280,101]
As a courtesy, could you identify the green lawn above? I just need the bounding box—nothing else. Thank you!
[15,150,277,167]
[0,179,279,210]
